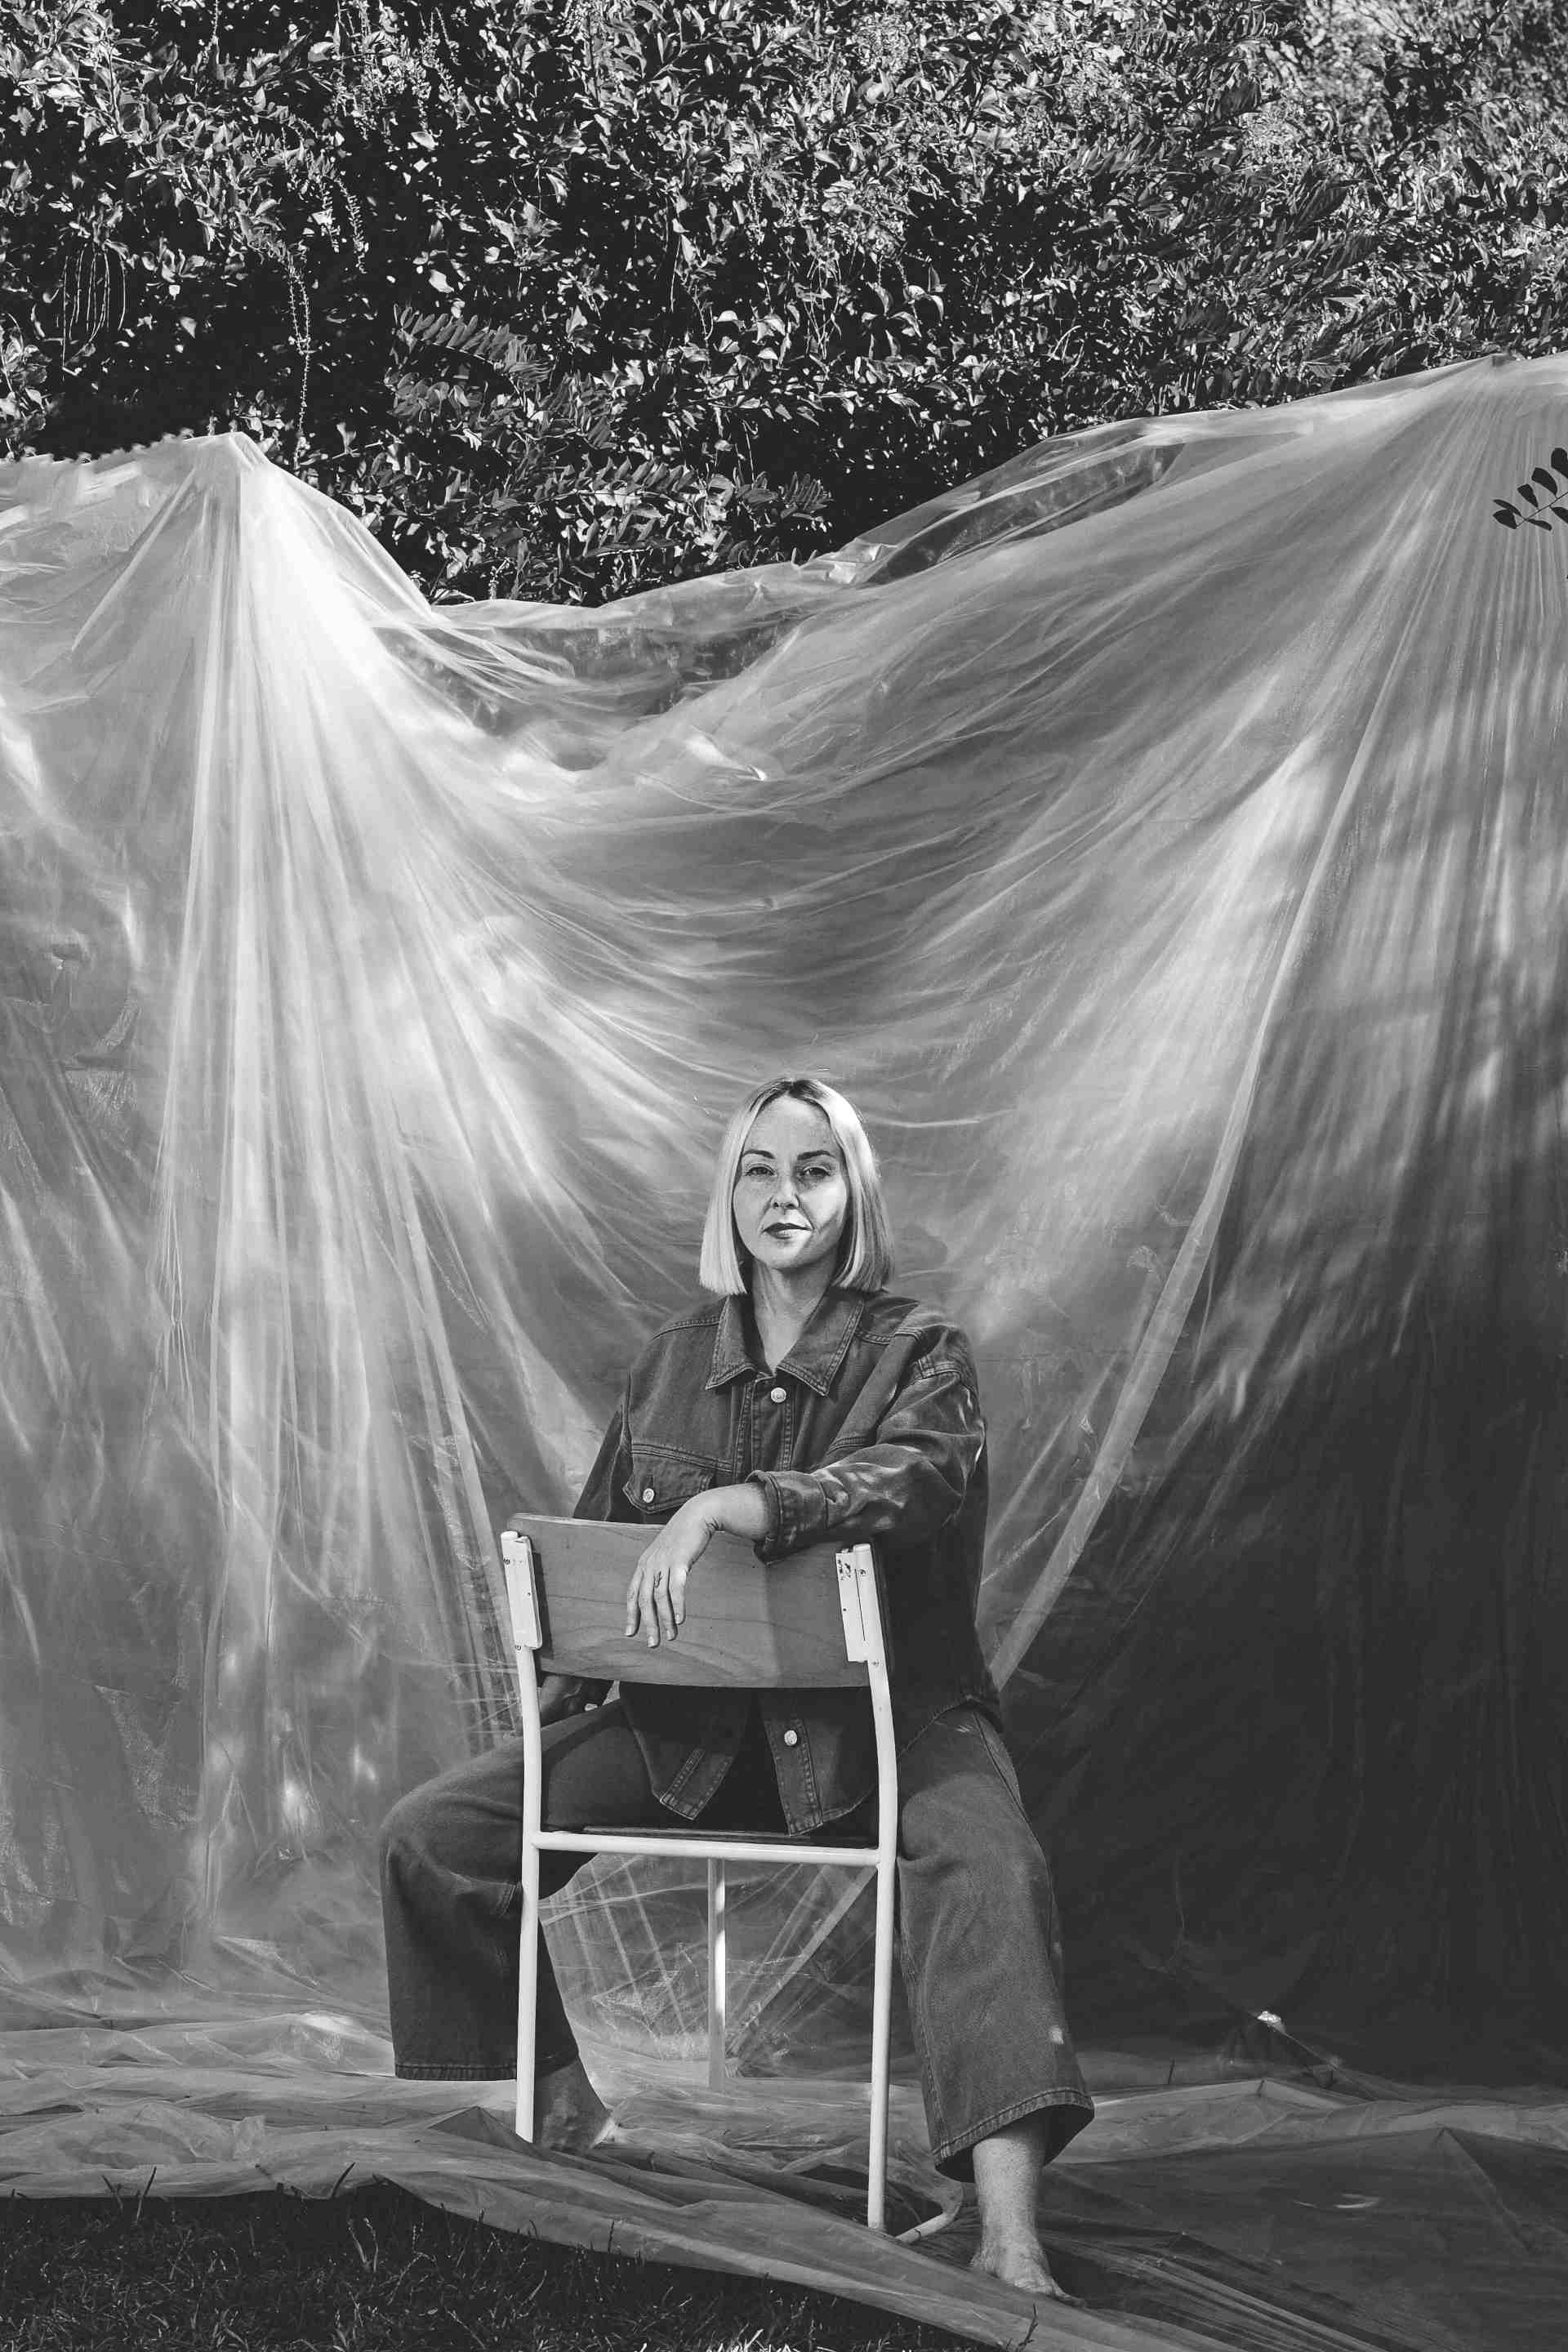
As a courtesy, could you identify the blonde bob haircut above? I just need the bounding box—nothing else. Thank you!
[699,1076,894,1297]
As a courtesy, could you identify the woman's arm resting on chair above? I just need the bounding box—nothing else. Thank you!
[625,1485,768,1646]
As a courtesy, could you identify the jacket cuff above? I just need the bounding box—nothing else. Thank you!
[746,1468,829,1561]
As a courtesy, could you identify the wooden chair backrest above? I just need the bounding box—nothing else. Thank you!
[502,1513,875,1690]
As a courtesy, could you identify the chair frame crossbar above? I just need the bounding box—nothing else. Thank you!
[501,1515,900,2233]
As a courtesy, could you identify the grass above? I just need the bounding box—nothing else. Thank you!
[0,2185,968,2352]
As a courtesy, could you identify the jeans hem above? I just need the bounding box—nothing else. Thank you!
[930,2087,1096,2179]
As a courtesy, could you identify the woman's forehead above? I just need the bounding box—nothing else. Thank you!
[740,1098,837,1156]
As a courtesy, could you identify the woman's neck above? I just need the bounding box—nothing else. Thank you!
[751,1265,834,1371]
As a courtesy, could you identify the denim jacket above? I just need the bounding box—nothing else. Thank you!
[572,1285,1001,1832]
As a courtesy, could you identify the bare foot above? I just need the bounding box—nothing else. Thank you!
[970,2118,1078,2305]
[535,2056,621,2154]
[971,2236,1076,2304]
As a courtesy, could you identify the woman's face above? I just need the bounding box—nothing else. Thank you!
[732,1097,850,1284]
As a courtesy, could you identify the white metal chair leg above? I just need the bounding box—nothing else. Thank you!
[706,1856,727,2091]
[505,1527,546,2146]
[866,1856,897,2232]
[515,1837,542,2140]
[854,1540,899,2237]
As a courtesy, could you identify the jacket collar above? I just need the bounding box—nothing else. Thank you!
[706,1285,867,1396]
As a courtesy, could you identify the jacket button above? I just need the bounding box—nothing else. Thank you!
[782,1728,800,1748]
[769,1384,787,1403]
[641,1486,656,1503]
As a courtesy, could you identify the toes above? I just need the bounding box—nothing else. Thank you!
[969,2248,1077,2304]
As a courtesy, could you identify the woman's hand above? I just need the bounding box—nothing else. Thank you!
[623,1485,769,1647]
[625,1498,715,1647]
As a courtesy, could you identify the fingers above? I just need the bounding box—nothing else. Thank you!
[624,1549,690,1646]
[623,1559,670,1646]
[644,1560,677,1647]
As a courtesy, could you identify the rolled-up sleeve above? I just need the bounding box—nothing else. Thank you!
[747,1341,985,1562]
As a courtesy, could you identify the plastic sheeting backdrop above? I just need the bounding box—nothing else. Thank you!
[2,354,1567,2350]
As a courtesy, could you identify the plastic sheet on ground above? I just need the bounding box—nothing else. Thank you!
[4,354,1568,2345]
[2,2010,1565,2349]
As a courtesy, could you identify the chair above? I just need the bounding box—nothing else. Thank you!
[500,1512,898,2233]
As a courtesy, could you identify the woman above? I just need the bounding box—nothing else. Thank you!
[381,1076,1094,2300]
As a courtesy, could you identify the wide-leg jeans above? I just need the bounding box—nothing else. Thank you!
[379,1699,1094,2178]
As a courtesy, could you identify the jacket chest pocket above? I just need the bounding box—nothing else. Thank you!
[624,1442,718,1521]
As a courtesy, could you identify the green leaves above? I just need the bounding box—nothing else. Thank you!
[6,2,1568,603]
[1492,445,1568,533]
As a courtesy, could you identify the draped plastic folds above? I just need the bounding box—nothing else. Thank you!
[2,355,1566,2092]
